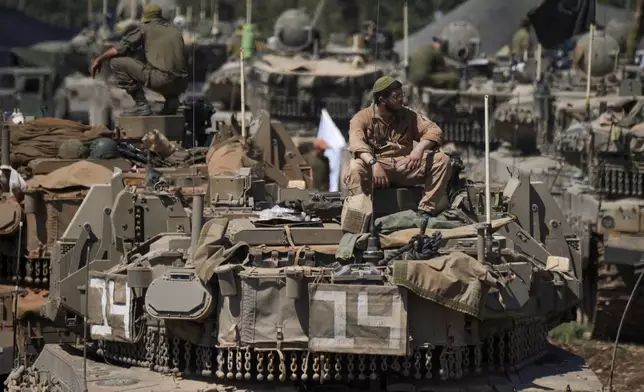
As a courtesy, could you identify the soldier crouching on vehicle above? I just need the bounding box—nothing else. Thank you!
[90,3,189,116]
[343,75,452,217]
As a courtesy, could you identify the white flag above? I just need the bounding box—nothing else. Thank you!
[316,109,347,192]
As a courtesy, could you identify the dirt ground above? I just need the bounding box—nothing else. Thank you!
[551,338,644,392]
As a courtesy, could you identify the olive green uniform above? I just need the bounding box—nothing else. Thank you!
[409,45,459,89]
[511,28,531,59]
[304,151,331,191]
[110,19,189,98]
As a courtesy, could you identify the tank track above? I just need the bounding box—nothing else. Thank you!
[592,237,644,343]
[7,316,548,391]
[0,256,50,287]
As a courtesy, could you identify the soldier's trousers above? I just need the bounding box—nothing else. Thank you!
[109,57,188,98]
[343,150,452,215]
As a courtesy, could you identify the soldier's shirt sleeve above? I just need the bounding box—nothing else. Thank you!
[114,27,145,55]
[413,110,443,146]
[348,111,372,158]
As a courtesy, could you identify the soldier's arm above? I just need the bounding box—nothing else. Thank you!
[348,111,374,164]
[113,27,145,55]
[413,110,442,151]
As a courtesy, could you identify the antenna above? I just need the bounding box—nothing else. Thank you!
[12,222,23,369]
[484,94,491,225]
[585,24,596,119]
[483,94,492,258]
[240,48,247,144]
[403,1,409,68]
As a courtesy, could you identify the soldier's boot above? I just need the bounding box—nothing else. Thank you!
[160,95,180,115]
[124,89,152,116]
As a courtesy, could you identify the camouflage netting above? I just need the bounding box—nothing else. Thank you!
[10,118,114,167]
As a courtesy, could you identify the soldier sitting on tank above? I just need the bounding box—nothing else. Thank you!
[90,3,188,117]
[344,76,452,218]
[408,37,460,89]
[511,18,533,62]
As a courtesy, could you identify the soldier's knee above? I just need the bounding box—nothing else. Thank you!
[431,151,451,175]
[343,159,368,193]
[109,57,127,72]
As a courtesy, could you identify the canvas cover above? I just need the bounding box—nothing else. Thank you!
[10,118,113,166]
[206,137,261,178]
[216,270,244,348]
[87,271,134,343]
[407,293,480,348]
[27,161,113,190]
[308,283,408,356]
[391,252,490,319]
[238,268,310,350]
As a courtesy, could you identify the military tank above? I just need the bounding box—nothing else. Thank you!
[406,21,518,149]
[492,29,622,154]
[488,28,644,343]
[204,3,397,137]
[4,126,605,391]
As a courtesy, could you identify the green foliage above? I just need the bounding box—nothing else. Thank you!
[549,322,593,343]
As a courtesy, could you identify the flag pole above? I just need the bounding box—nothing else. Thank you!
[585,23,595,119]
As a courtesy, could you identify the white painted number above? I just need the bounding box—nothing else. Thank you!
[89,278,131,339]
[357,292,403,349]
[310,290,355,348]
[311,289,404,350]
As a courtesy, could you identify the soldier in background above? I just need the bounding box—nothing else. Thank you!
[300,140,331,191]
[90,3,188,116]
[511,18,533,61]
[408,37,459,89]
[344,76,452,217]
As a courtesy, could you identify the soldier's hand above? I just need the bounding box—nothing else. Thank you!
[404,150,423,171]
[91,59,102,78]
[372,162,389,188]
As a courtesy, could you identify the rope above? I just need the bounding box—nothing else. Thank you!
[377,218,442,266]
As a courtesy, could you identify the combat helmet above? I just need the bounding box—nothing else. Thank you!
[58,139,89,159]
[89,138,120,159]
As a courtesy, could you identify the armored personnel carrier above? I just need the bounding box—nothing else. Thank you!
[3,134,604,391]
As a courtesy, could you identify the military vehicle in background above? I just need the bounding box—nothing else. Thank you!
[0,67,56,118]
[488,28,644,343]
[6,125,603,390]
[204,2,398,137]
[492,29,622,154]
[405,21,519,150]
